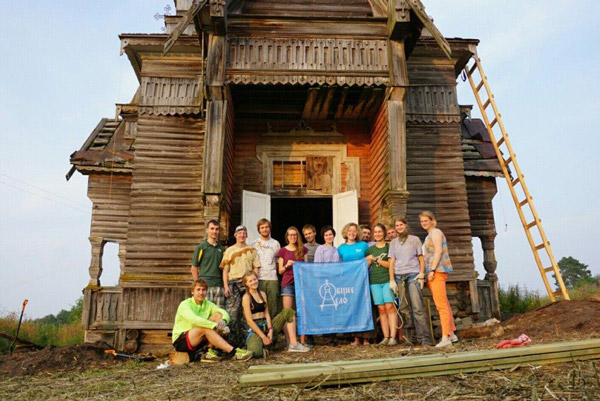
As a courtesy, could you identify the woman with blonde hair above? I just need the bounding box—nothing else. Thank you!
[241,271,309,356]
[277,226,309,347]
[419,211,458,347]
[337,222,370,345]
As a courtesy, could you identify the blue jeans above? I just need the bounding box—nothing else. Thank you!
[395,273,432,345]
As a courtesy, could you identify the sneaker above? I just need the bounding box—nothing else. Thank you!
[387,338,398,346]
[234,348,253,361]
[449,333,459,343]
[300,342,313,349]
[378,338,389,346]
[435,337,452,348]
[201,348,223,363]
[287,343,310,353]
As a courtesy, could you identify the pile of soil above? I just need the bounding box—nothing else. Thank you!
[0,342,123,377]
[502,300,600,342]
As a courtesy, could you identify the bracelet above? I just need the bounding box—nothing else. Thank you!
[267,327,273,332]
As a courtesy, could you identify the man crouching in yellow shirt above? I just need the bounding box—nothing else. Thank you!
[172,279,253,362]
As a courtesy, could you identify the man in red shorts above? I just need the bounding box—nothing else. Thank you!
[172,279,253,362]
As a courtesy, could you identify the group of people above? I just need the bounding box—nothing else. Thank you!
[172,211,458,362]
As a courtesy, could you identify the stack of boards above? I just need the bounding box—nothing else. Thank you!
[240,339,600,387]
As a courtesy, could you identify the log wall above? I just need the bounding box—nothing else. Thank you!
[123,115,205,285]
[405,59,475,281]
[88,174,131,243]
[466,177,497,238]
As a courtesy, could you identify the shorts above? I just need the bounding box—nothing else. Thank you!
[173,331,206,352]
[370,282,394,305]
[281,284,295,297]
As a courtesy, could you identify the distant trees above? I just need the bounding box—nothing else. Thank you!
[35,297,83,325]
[554,257,597,289]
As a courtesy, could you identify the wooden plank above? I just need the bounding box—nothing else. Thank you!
[248,339,600,373]
[164,0,206,55]
[241,339,600,386]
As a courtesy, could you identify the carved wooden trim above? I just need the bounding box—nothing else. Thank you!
[226,37,389,86]
[139,76,203,115]
[256,142,360,197]
[405,85,461,123]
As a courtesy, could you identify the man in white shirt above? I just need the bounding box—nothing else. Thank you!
[251,218,281,319]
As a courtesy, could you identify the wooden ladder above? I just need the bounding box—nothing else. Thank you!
[463,54,570,302]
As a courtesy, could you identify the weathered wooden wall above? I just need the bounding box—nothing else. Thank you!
[240,0,374,17]
[88,175,131,243]
[466,177,497,238]
[368,100,389,226]
[404,53,475,282]
[123,115,205,285]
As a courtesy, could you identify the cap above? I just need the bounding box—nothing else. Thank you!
[234,225,247,234]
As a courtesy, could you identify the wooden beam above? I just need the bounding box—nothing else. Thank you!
[206,35,226,86]
[387,0,411,39]
[241,339,600,387]
[163,0,207,55]
[388,87,407,191]
[406,0,452,59]
[203,89,226,194]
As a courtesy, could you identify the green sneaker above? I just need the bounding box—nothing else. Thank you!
[201,348,222,363]
[234,348,253,361]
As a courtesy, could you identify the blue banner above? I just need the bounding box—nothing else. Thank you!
[293,259,374,335]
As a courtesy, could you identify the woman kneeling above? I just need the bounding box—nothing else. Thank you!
[241,272,309,357]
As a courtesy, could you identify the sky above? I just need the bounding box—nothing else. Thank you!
[0,1,598,318]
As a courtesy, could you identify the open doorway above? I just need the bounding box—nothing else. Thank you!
[271,198,332,245]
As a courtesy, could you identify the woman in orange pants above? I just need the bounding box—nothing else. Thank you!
[419,211,458,348]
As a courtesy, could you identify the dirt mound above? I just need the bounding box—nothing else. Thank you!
[0,342,124,377]
[502,300,600,342]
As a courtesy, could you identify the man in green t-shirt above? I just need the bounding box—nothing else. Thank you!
[191,219,226,308]
[172,279,253,362]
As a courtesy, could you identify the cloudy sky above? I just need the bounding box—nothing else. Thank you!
[1,1,598,318]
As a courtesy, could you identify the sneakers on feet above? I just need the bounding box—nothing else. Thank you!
[435,338,452,348]
[201,348,222,363]
[449,333,459,343]
[378,337,389,346]
[287,343,310,353]
[234,348,253,361]
[387,338,398,346]
[300,342,313,349]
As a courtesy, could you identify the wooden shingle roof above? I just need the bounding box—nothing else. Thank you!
[67,118,134,179]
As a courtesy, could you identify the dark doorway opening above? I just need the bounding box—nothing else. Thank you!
[271,198,332,245]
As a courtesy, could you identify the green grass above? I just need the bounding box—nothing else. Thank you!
[0,314,83,353]
[498,284,549,315]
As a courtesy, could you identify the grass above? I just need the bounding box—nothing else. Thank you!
[0,314,83,353]
[568,281,600,301]
[499,281,599,316]
[498,284,548,315]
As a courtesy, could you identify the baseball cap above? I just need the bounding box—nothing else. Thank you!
[234,225,247,234]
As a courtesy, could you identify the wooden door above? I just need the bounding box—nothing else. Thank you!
[242,190,271,244]
[332,190,359,247]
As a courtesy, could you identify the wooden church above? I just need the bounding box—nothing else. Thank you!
[68,0,503,353]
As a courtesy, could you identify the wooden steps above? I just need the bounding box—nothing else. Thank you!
[240,339,600,387]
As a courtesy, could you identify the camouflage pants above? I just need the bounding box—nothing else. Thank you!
[225,279,246,348]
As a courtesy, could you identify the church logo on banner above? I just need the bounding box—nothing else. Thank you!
[294,259,373,335]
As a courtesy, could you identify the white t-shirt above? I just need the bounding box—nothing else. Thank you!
[251,237,281,281]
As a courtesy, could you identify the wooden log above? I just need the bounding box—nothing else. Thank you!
[169,351,190,366]
[241,339,600,387]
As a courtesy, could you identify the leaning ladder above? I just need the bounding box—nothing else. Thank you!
[463,54,570,302]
